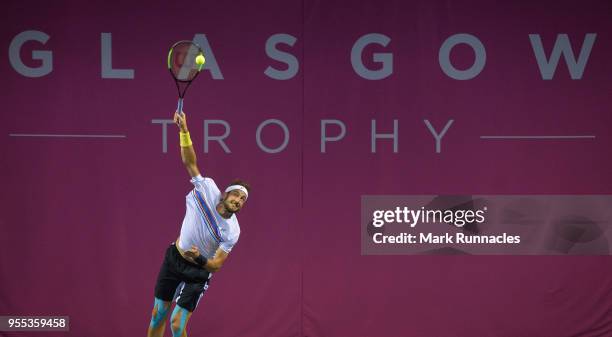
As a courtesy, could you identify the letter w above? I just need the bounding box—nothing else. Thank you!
[529,33,596,80]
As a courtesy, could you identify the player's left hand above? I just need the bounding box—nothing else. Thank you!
[184,245,201,258]
[174,111,188,132]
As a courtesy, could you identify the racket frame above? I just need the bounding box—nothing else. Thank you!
[167,40,205,114]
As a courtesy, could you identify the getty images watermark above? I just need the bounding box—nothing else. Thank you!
[369,205,520,245]
[361,195,612,255]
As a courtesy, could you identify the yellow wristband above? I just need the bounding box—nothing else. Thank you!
[179,132,193,148]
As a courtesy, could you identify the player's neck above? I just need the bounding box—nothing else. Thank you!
[216,203,232,219]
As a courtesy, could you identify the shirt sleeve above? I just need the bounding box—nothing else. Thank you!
[190,175,207,191]
[219,231,240,253]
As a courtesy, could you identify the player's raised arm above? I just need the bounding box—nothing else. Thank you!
[174,111,201,177]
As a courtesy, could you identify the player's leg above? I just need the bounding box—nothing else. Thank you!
[149,243,183,337]
[170,277,211,337]
[147,297,172,337]
[170,304,193,337]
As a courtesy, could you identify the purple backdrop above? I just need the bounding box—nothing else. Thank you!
[1,0,611,336]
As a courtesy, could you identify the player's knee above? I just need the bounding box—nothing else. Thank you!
[170,306,189,337]
[149,298,170,328]
[170,319,182,336]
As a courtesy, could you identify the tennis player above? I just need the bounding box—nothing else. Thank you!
[147,111,250,337]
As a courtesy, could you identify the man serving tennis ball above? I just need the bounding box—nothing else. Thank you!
[147,111,250,337]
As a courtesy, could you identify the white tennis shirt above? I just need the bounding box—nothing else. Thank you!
[177,175,240,259]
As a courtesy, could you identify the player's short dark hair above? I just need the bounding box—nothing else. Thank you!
[228,179,251,193]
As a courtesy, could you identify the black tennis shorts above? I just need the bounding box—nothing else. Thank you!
[154,242,212,312]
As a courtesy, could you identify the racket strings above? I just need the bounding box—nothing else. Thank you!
[169,42,202,82]
[167,40,204,109]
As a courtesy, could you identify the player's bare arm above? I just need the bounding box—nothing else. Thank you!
[174,111,200,177]
[184,245,229,273]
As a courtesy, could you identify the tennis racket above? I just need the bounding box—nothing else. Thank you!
[167,40,205,115]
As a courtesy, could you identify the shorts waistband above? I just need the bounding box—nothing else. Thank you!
[171,241,201,266]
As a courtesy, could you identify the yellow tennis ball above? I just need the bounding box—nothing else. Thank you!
[195,54,205,65]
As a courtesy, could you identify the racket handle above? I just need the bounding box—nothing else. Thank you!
[177,98,184,115]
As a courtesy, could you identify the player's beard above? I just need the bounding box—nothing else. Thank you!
[222,197,241,214]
